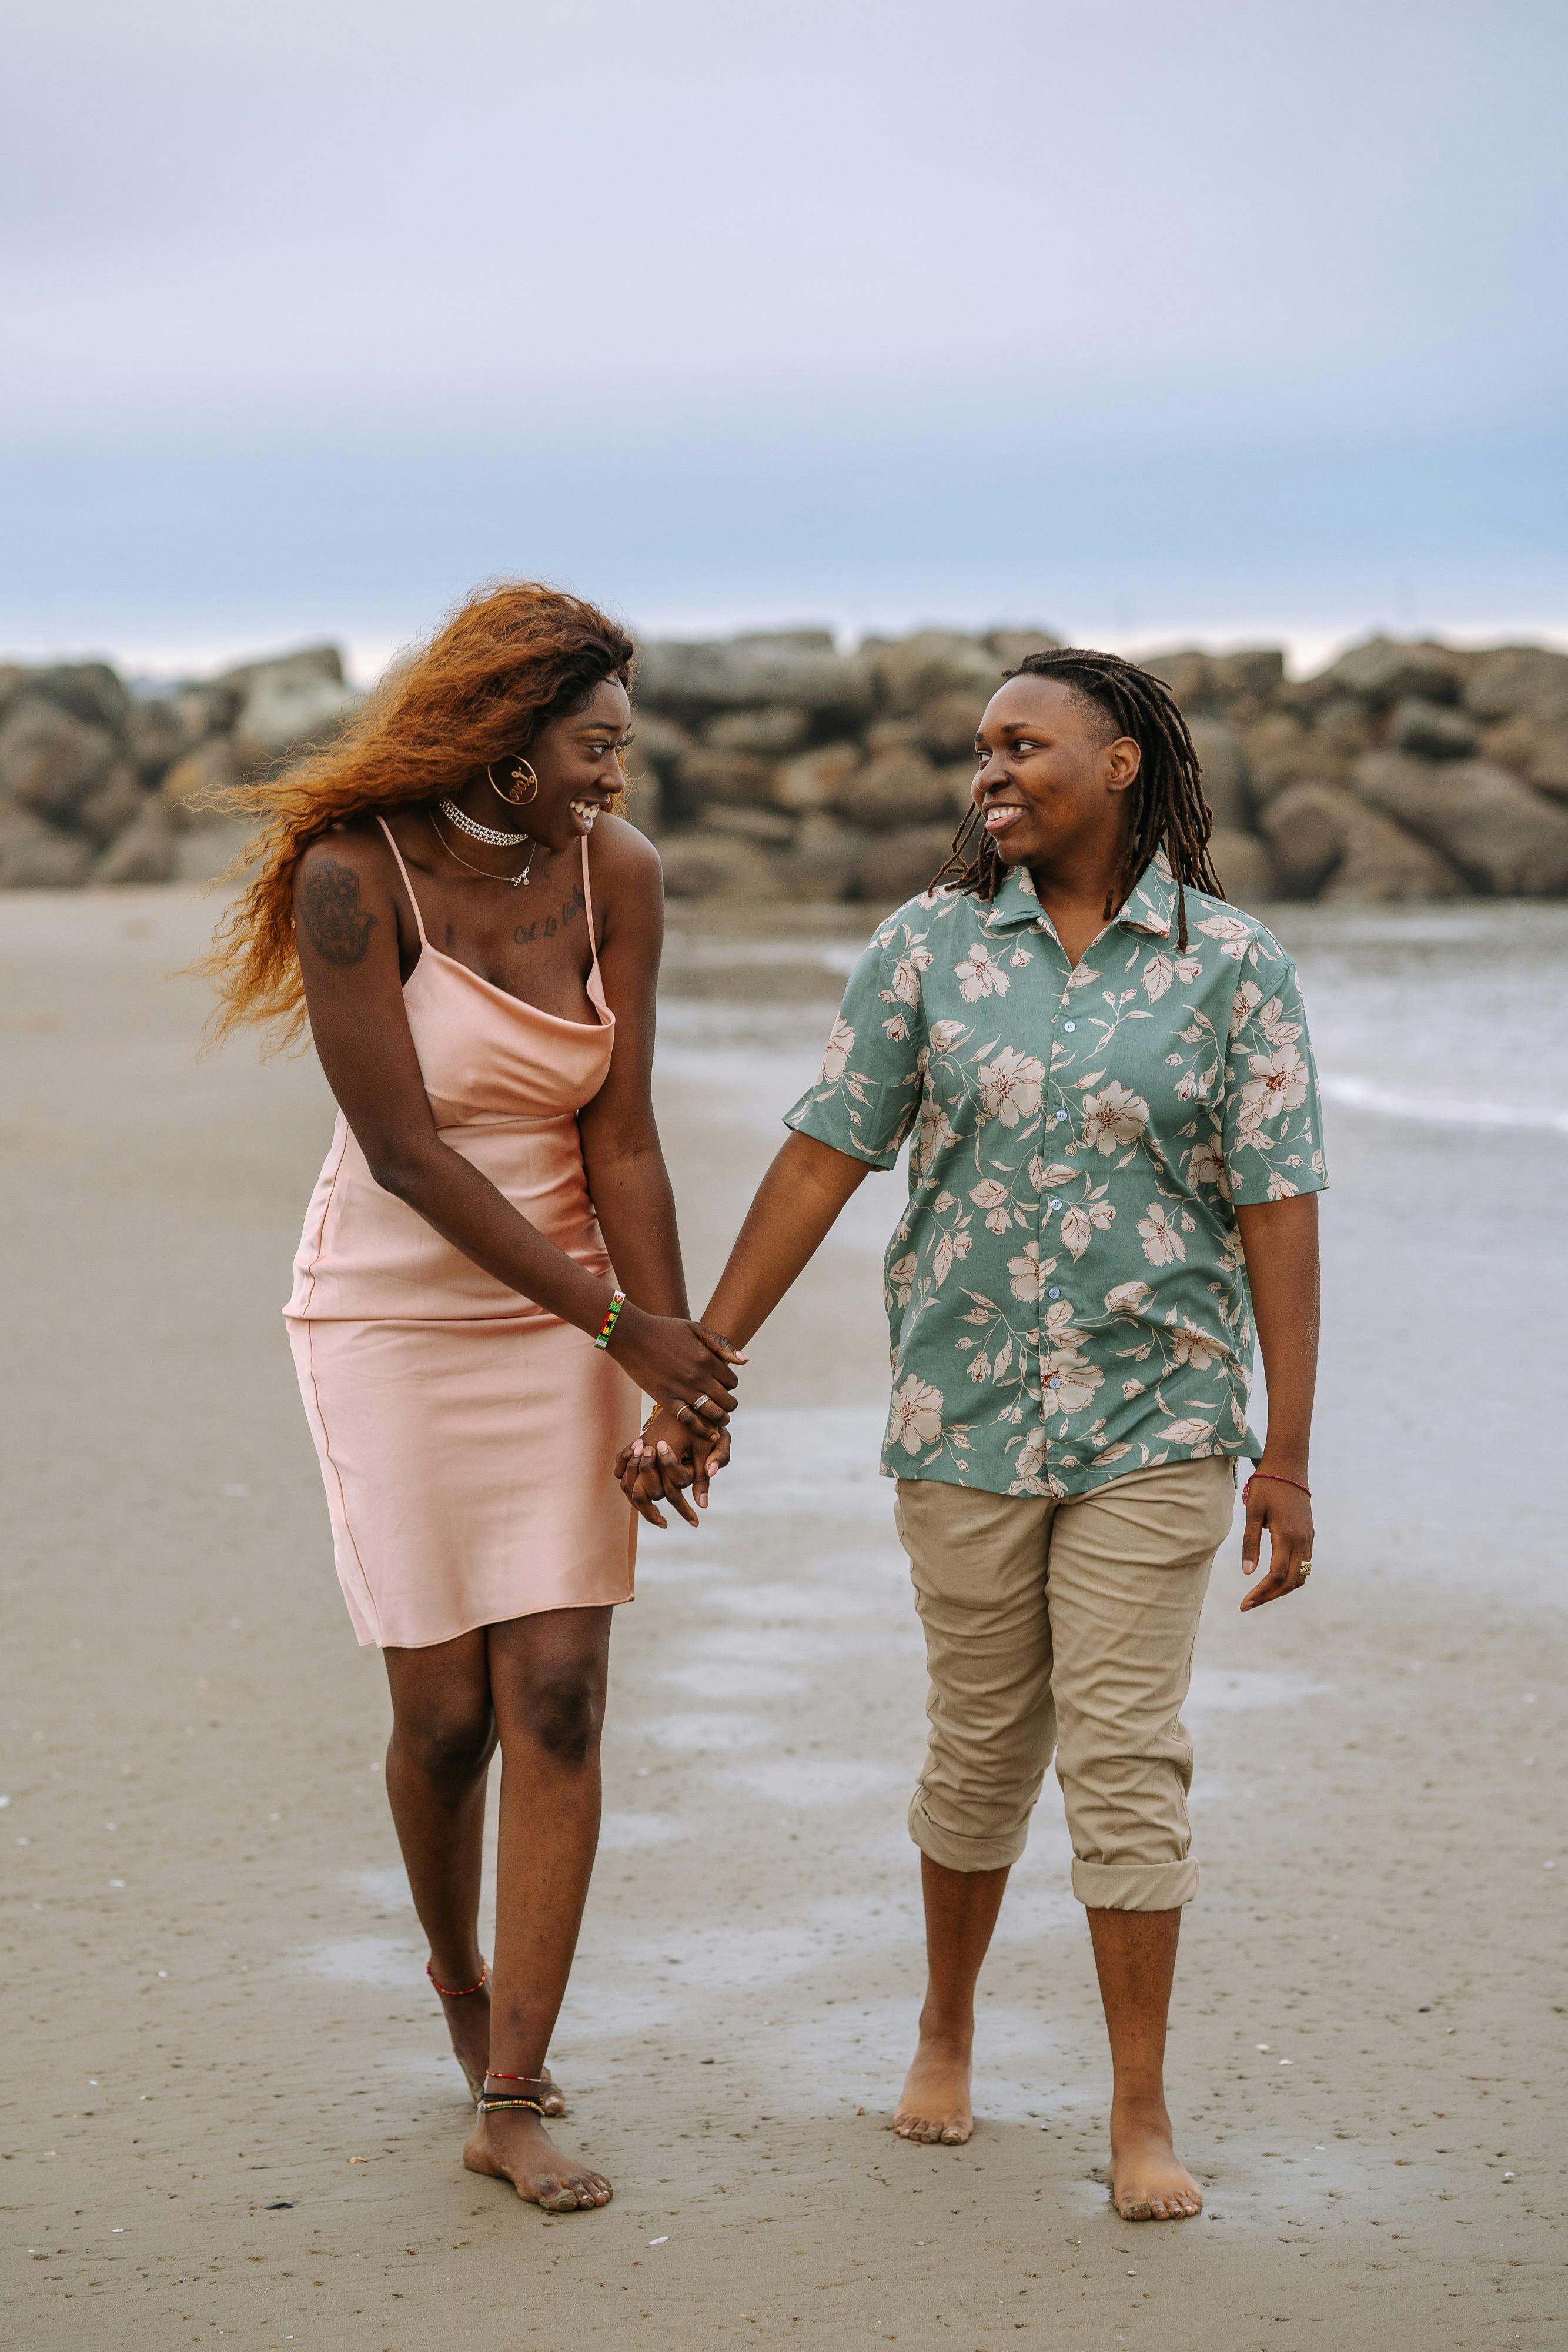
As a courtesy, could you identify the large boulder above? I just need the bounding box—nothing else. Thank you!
[703,804,798,846]
[1306,636,1462,708]
[1206,828,1277,910]
[76,760,147,848]
[124,697,203,776]
[0,806,93,887]
[1208,647,1287,704]
[1386,697,1479,760]
[834,744,954,827]
[1463,645,1568,726]
[20,662,132,733]
[915,686,989,761]
[674,744,775,809]
[161,736,240,826]
[868,630,1002,714]
[768,741,860,813]
[0,694,117,821]
[93,797,178,884]
[636,636,874,719]
[701,704,810,756]
[657,833,781,900]
[230,651,359,766]
[1352,751,1568,894]
[1480,714,1568,801]
[852,823,957,908]
[1260,781,1463,901]
[1186,716,1251,829]
[985,627,1062,670]
[771,811,861,901]
[1239,711,1350,801]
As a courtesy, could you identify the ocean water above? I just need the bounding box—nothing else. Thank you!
[659,900,1568,1137]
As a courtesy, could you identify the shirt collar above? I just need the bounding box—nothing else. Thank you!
[982,850,1178,940]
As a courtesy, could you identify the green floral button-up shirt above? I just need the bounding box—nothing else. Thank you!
[784,854,1327,1500]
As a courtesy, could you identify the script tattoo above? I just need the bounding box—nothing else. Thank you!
[513,887,584,949]
[302,858,377,965]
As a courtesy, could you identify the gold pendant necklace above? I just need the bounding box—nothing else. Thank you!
[429,809,537,887]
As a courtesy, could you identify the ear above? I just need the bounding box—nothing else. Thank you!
[1103,736,1141,795]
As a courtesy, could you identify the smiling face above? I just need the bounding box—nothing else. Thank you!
[519,675,634,849]
[971,674,1141,878]
[469,675,634,853]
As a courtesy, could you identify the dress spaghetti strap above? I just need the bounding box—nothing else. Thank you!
[579,833,599,960]
[376,814,428,946]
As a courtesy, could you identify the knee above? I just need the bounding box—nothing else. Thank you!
[393,1704,494,1789]
[526,1672,603,1767]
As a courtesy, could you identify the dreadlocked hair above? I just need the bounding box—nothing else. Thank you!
[926,646,1223,951]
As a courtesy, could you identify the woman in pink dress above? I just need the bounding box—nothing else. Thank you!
[203,583,741,2213]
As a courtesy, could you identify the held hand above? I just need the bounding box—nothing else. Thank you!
[606,1307,745,1435]
[1239,1469,1315,1611]
[613,1406,733,1531]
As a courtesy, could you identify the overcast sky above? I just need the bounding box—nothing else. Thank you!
[4,0,1564,676]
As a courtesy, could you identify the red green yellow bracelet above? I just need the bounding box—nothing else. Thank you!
[593,1287,627,1351]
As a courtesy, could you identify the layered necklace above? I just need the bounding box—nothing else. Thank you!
[432,797,537,887]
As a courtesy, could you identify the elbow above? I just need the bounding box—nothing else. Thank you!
[366,1147,434,1202]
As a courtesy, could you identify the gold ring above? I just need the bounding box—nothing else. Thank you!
[1300,1561,1313,1576]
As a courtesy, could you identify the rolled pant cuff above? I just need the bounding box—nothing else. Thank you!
[1071,1857,1199,1911]
[908,1795,1027,1874]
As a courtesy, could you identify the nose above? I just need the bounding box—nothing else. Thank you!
[972,749,1007,803]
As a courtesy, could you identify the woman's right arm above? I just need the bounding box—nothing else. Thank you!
[292,834,740,1417]
[619,1132,873,1522]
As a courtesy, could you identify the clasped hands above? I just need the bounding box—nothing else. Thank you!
[613,1392,734,1530]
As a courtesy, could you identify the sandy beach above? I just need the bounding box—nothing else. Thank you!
[2,882,1563,2351]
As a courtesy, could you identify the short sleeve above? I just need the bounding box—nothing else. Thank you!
[783,927,924,1169]
[1221,948,1329,1205]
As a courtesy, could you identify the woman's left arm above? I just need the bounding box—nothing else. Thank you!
[1233,1194,1320,1612]
[576,819,691,1322]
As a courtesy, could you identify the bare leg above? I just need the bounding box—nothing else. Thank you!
[383,1632,498,2100]
[462,1606,614,2212]
[894,1853,1009,2145]
[1086,1906,1202,2220]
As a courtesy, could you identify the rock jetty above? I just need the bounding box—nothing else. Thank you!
[4,628,1568,906]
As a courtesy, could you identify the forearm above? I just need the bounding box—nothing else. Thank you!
[584,1133,690,1320]
[1235,1196,1320,1474]
[379,1138,615,1336]
[701,1133,872,1346]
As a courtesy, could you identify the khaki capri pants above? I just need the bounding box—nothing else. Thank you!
[894,1456,1236,1912]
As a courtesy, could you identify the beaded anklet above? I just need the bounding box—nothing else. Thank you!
[427,1959,488,1997]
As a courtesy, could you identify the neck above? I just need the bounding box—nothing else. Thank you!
[1023,830,1129,920]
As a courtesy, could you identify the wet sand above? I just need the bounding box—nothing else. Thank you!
[1,884,1563,2351]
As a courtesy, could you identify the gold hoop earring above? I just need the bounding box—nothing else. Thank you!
[487,759,539,807]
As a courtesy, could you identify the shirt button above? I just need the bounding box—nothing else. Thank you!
[1063,1020,1076,1032]
[1053,1110,1068,1124]
[1048,1287,1061,1299]
[1048,1377,1061,1389]
[1049,1196,1062,1210]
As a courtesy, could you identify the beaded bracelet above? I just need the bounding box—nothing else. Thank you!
[1243,1471,1312,1502]
[593,1287,627,1351]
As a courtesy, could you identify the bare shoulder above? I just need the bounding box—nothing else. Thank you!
[294,825,397,967]
[587,813,664,918]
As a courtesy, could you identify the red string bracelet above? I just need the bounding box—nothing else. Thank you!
[1243,1471,1312,1502]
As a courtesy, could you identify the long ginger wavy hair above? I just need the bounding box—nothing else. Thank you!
[197,582,635,1050]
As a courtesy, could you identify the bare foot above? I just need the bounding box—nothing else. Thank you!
[462,2109,611,2212]
[894,2031,974,2146]
[432,1977,565,2114]
[1108,2096,1202,2220]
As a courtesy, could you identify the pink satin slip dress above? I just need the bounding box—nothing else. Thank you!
[284,816,639,1649]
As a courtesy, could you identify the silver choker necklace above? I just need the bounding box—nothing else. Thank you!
[438,796,533,848]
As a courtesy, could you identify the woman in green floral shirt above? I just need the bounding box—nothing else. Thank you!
[624,650,1325,2224]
